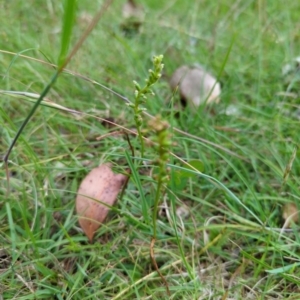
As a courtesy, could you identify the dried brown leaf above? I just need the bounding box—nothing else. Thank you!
[282,203,299,228]
[76,163,128,242]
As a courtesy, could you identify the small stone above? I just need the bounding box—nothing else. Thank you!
[170,64,221,108]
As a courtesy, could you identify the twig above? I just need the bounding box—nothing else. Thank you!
[150,236,170,296]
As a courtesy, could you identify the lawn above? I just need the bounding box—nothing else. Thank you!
[1,0,300,299]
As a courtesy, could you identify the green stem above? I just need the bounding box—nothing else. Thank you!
[136,126,145,157]
[133,88,147,157]
[3,72,58,164]
[152,178,163,238]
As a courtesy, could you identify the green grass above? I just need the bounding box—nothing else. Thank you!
[1,0,300,299]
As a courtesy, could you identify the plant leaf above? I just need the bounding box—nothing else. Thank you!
[58,0,77,67]
[179,159,204,178]
[266,263,300,274]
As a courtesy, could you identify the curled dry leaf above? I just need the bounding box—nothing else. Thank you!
[282,203,299,228]
[78,11,93,26]
[176,205,190,219]
[76,163,128,242]
[169,64,221,108]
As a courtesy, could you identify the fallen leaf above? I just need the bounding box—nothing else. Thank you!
[176,205,190,219]
[282,203,298,228]
[169,64,221,108]
[76,163,128,242]
[78,11,93,26]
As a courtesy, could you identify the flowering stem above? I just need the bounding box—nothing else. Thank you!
[128,55,164,158]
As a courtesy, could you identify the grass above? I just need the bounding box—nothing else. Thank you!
[1,0,300,299]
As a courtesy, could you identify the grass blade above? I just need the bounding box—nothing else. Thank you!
[58,0,77,67]
[3,0,114,192]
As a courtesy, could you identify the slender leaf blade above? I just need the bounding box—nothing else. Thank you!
[58,0,77,67]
